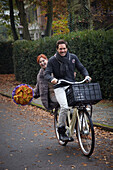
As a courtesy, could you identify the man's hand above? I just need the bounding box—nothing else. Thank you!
[85,76,92,82]
[51,78,58,84]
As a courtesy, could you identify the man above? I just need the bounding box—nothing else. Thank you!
[45,39,91,142]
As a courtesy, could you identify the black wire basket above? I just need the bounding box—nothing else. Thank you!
[66,83,102,106]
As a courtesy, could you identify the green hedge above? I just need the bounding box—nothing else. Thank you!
[13,29,113,99]
[0,41,14,74]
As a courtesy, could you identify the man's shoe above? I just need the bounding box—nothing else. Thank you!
[59,133,69,142]
[58,126,69,142]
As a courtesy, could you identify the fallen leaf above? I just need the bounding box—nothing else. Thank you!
[82,163,87,166]
[34,133,38,137]
[66,155,70,158]
[48,153,53,156]
[43,130,47,133]
[0,162,4,164]
[71,165,76,169]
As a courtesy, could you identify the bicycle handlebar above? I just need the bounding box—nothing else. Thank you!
[57,76,91,85]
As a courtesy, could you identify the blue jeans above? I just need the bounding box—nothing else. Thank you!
[54,86,69,127]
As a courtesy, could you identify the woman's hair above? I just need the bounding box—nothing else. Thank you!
[37,54,48,64]
[56,39,68,49]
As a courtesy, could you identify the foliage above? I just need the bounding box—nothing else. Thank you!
[32,0,68,36]
[52,15,69,36]
[0,26,8,41]
[12,29,113,99]
[15,0,31,40]
[67,0,92,31]
[91,0,113,30]
[0,0,19,30]
[12,39,40,84]
[0,41,14,73]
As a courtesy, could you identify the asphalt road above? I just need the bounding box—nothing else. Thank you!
[0,95,113,170]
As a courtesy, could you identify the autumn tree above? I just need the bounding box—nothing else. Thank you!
[0,0,31,40]
[0,0,19,40]
[52,0,69,35]
[9,0,18,40]
[33,0,68,36]
[45,0,53,36]
[67,0,93,31]
[15,0,31,40]
[91,0,113,30]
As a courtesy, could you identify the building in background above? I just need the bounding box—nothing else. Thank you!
[25,4,46,40]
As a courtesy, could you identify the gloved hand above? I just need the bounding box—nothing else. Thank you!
[33,94,40,99]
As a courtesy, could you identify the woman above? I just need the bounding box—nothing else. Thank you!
[34,54,58,110]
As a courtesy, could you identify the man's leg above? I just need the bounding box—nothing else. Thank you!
[54,86,68,127]
[54,86,69,141]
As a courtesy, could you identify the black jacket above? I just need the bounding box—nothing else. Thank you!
[45,52,89,88]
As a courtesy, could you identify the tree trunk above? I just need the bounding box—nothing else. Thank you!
[45,0,53,37]
[15,0,31,40]
[67,0,81,32]
[87,0,93,29]
[9,0,18,41]
[81,0,93,30]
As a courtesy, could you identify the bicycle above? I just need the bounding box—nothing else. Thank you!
[54,78,102,157]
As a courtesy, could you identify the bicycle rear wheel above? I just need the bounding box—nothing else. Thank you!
[76,110,95,157]
[54,109,68,146]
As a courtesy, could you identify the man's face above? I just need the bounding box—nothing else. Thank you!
[57,44,67,57]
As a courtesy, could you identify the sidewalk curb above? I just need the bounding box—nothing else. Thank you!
[93,122,113,132]
[0,92,113,132]
[0,92,49,111]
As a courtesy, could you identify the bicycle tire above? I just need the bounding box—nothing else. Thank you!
[76,110,95,157]
[54,110,68,146]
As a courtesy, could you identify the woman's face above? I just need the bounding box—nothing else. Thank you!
[39,57,48,69]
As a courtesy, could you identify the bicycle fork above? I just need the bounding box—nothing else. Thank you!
[78,110,89,135]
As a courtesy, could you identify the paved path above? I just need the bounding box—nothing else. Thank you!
[32,98,113,127]
[0,96,113,170]
[0,86,113,131]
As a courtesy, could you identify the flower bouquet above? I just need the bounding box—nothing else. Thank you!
[12,84,34,106]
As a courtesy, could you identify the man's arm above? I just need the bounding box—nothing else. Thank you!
[74,55,89,77]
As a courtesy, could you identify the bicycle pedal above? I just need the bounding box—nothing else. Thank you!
[68,137,74,142]
[83,130,89,135]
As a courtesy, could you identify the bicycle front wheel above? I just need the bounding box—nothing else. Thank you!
[76,110,95,157]
[54,109,68,146]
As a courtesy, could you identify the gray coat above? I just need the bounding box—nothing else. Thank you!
[34,68,58,110]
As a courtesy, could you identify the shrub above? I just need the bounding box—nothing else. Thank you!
[0,41,14,74]
[13,29,113,99]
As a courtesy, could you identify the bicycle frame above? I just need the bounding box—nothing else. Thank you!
[66,105,91,137]
[66,108,80,137]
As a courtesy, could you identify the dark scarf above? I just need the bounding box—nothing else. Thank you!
[56,51,70,76]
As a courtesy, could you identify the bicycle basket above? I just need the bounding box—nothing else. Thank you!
[66,83,102,106]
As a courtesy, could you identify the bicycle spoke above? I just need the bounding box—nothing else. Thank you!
[76,110,95,156]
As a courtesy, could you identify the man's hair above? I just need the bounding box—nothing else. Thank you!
[56,39,68,49]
